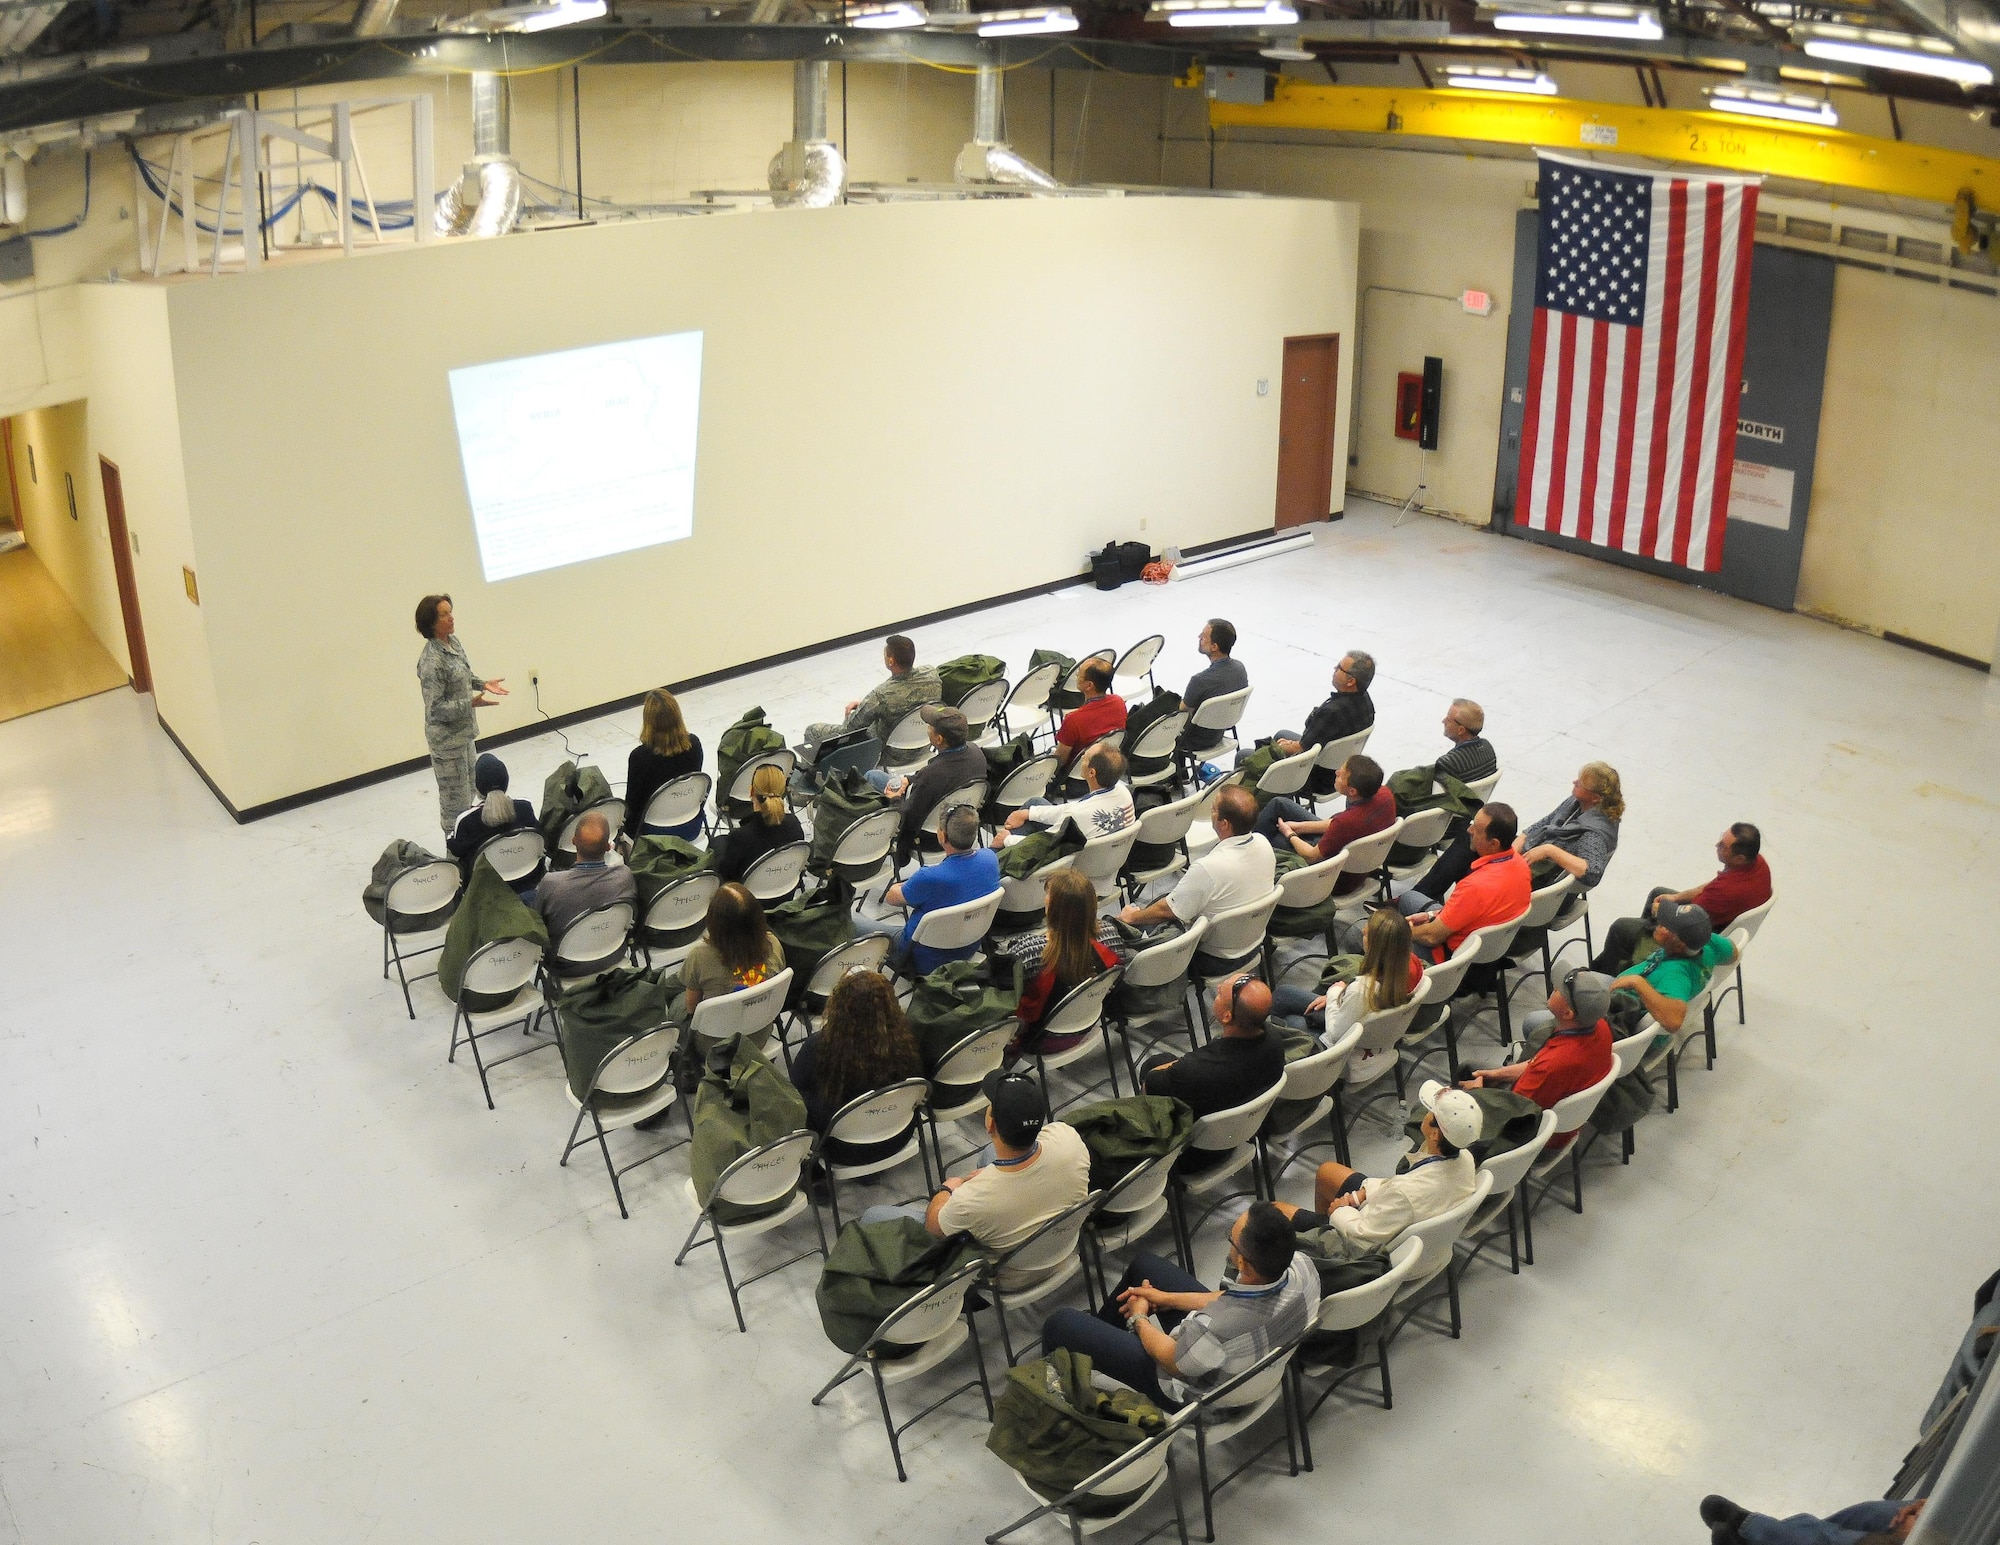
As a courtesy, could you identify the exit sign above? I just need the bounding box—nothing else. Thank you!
[1461,289,1493,316]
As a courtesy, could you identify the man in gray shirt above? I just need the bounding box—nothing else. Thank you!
[1179,618,1249,755]
[534,812,636,939]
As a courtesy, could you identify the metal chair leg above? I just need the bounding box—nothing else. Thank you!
[1569,1146,1585,1214]
[870,1358,908,1483]
[1520,1186,1536,1266]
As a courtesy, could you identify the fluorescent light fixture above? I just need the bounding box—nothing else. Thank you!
[1798,27,1992,85]
[848,0,928,25]
[1443,63,1559,94]
[975,5,1078,34]
[1259,41,1317,60]
[1148,0,1299,28]
[1703,82,1838,126]
[515,0,606,28]
[1488,3,1664,40]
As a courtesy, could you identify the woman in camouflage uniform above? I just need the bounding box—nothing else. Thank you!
[414,594,506,836]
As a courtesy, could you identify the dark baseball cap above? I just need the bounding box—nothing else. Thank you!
[981,1070,1046,1147]
[921,704,970,743]
[1655,900,1714,950]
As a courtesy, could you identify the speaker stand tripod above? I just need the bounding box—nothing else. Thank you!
[1392,449,1431,528]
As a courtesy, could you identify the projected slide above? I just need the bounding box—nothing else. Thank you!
[448,330,704,583]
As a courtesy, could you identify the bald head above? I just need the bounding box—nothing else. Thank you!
[1212,785,1258,839]
[1214,976,1271,1037]
[574,811,611,861]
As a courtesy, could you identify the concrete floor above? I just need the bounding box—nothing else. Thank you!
[1,497,1994,1544]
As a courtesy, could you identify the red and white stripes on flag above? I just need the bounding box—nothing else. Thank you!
[1514,152,1760,573]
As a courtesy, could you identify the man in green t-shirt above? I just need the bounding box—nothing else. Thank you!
[1610,900,1735,1039]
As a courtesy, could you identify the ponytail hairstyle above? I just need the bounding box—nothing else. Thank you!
[480,788,514,828]
[750,763,789,828]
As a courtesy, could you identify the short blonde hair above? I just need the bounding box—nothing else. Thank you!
[1449,698,1485,734]
[1577,761,1625,822]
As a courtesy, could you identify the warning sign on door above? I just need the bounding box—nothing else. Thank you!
[1727,460,1795,531]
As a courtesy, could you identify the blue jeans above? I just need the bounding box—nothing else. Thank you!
[1039,1251,1207,1410]
[1255,797,1316,848]
[865,769,893,793]
[1741,1503,1904,1545]
[1270,981,1325,1035]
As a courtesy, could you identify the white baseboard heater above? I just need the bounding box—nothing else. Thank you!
[1170,527,1316,582]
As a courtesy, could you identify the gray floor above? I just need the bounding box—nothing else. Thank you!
[2,498,1993,1543]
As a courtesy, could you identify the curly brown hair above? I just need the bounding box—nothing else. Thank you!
[813,971,921,1113]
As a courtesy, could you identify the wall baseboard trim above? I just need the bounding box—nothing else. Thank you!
[1881,632,1993,673]
[175,524,1277,824]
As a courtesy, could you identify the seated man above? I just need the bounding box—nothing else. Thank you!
[860,1071,1090,1290]
[1254,753,1395,896]
[1433,698,1497,788]
[533,811,635,938]
[1053,659,1126,776]
[798,633,942,774]
[1699,1494,1924,1545]
[873,706,988,866]
[1461,969,1615,1153]
[1396,802,1532,963]
[1594,822,1770,974]
[446,752,543,893]
[992,746,1135,847]
[1178,618,1249,755]
[854,804,1000,974]
[1039,1201,1316,1408]
[1119,786,1275,928]
[1611,899,1736,1042]
[1258,649,1376,794]
[1275,1079,1481,1241]
[1139,976,1284,1171]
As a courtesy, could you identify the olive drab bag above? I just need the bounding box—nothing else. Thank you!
[437,857,550,1008]
[717,706,786,805]
[1117,688,1184,781]
[555,965,672,1103]
[815,1216,980,1354]
[994,827,1087,932]
[1103,916,1188,1022]
[1290,1240,1393,1366]
[1383,767,1483,868]
[690,1032,811,1224]
[981,732,1045,823]
[937,653,1007,707]
[364,838,447,929]
[764,879,856,1006]
[808,769,891,874]
[625,834,715,908]
[538,760,615,849]
[1031,648,1083,712]
[907,955,1024,1098]
[1065,1095,1194,1191]
[1265,848,1347,945]
[1399,1085,1543,1165]
[1230,742,1287,810]
[986,1350,1167,1513]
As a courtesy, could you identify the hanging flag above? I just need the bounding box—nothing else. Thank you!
[1514,152,1760,573]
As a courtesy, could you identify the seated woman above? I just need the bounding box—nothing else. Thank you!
[712,763,805,883]
[1009,869,1122,1061]
[1270,907,1421,1083]
[625,688,706,841]
[789,971,924,1166]
[1407,759,1624,908]
[673,882,786,1030]
[445,753,543,893]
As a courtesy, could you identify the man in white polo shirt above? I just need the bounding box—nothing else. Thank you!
[1275,1079,1481,1242]
[1118,785,1274,929]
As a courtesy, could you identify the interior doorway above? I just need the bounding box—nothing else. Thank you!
[1274,333,1341,530]
[98,457,151,694]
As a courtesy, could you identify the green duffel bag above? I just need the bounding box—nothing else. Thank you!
[908,955,1024,1088]
[626,833,715,909]
[691,1032,811,1224]
[717,706,787,806]
[1387,766,1482,821]
[994,827,1086,932]
[809,769,891,875]
[765,880,855,1005]
[1030,647,1081,711]
[1266,848,1348,944]
[986,1350,1168,1514]
[437,857,549,1009]
[1399,1085,1543,1164]
[1066,1095,1194,1191]
[538,760,616,849]
[364,837,449,930]
[1103,916,1188,1022]
[816,1216,980,1354]
[937,653,1007,707]
[1232,742,1288,810]
[1292,1244,1394,1367]
[556,965,671,1103]
[1118,687,1185,780]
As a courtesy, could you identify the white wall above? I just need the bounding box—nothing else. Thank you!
[6,398,132,674]
[143,193,1354,809]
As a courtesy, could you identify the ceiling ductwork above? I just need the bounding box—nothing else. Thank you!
[0,2,69,58]
[954,62,1060,190]
[436,70,522,237]
[768,58,846,207]
[350,0,401,37]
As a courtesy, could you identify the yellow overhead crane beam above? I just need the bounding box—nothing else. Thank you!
[1207,82,2000,210]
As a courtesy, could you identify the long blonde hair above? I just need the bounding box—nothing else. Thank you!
[749,763,788,827]
[1039,869,1101,989]
[1577,761,1626,822]
[641,689,692,757]
[1361,909,1415,1013]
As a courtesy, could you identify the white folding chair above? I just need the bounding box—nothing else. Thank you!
[985,1406,1198,1545]
[1385,1169,1494,1343]
[902,887,1003,972]
[1089,1148,1186,1266]
[1249,744,1318,803]
[1124,708,1191,789]
[1523,1062,1619,1220]
[447,935,549,1110]
[1382,806,1454,889]
[1113,634,1166,695]
[1709,899,1774,1024]
[1321,821,1405,917]
[1457,1108,1559,1276]
[473,827,546,888]
[779,933,895,1063]
[827,806,903,887]
[638,772,711,836]
[811,1255,994,1484]
[688,967,793,1059]
[981,1190,1104,1366]
[379,857,463,1018]
[1259,1023,1363,1188]
[1179,686,1253,772]
[557,1021,681,1218]
[1166,1080,1285,1268]
[557,797,627,858]
[1123,786,1208,890]
[987,660,1064,745]
[993,850,1075,934]
[541,900,635,998]
[1025,968,1127,1111]
[1444,909,1533,1050]
[741,839,812,905]
[912,781,989,862]
[1662,981,1718,1112]
[820,1077,933,1233]
[1324,981,1434,1163]
[1113,915,1210,1072]
[1305,727,1373,809]
[721,749,796,824]
[987,751,1063,822]
[1464,770,1502,802]
[673,1129,826,1330]
[1072,825,1141,906]
[956,676,1011,740]
[1296,1237,1424,1435]
[1400,939,1479,1082]
[1607,1028,1652,1162]
[1265,851,1348,981]
[1188,888,1285,1020]
[924,1021,1016,1172]
[883,705,937,771]
[1498,873,1577,1007]
[636,871,720,968]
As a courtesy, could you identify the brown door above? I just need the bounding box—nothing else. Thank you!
[1274,334,1341,530]
[1,419,21,528]
[97,456,152,694]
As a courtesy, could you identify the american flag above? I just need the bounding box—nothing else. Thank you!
[1514,153,1760,573]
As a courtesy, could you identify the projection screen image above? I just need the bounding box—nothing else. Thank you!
[448,329,704,583]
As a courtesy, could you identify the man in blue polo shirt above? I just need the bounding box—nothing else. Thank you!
[855,804,999,973]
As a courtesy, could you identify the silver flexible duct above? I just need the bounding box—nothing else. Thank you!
[768,59,846,208]
[436,71,522,238]
[954,65,1061,191]
[350,0,400,36]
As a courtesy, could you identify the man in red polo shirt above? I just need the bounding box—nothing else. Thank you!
[1255,753,1397,897]
[1461,968,1615,1152]
[1402,803,1532,965]
[1053,658,1126,776]
[1593,822,1771,973]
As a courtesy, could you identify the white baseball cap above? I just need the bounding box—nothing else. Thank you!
[1418,1080,1484,1149]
